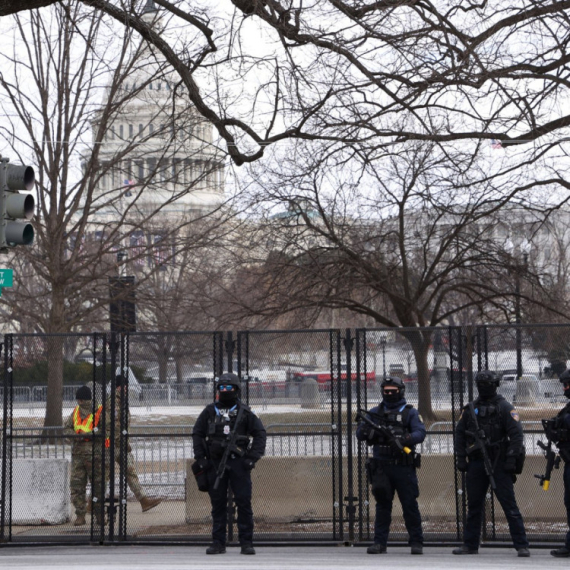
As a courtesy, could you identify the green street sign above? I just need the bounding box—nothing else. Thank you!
[0,268,14,296]
[0,269,13,287]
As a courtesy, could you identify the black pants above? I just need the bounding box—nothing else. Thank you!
[463,459,528,549]
[564,462,570,548]
[373,463,423,546]
[208,456,253,546]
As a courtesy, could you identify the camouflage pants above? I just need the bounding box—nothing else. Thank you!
[108,450,145,501]
[71,453,103,516]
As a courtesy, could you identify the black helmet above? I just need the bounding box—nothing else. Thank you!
[381,375,405,398]
[559,369,570,384]
[475,370,500,385]
[114,374,128,388]
[76,385,92,401]
[217,372,241,392]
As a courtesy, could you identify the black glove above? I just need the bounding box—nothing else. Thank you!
[503,456,517,473]
[358,423,372,440]
[456,457,468,472]
[389,437,405,454]
[196,457,209,470]
[559,448,570,463]
[244,458,256,471]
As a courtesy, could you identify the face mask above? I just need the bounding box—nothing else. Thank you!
[218,390,238,406]
[383,391,400,404]
[477,382,497,399]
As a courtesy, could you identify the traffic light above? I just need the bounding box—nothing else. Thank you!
[0,156,35,250]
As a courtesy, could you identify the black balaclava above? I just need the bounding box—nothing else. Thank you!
[218,387,238,407]
[477,381,497,400]
[383,389,400,404]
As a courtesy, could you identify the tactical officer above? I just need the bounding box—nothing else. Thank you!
[453,370,530,557]
[192,372,266,555]
[543,369,570,557]
[64,385,104,526]
[356,376,426,555]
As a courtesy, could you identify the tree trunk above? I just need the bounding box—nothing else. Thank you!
[44,335,64,437]
[413,340,437,422]
[43,291,66,430]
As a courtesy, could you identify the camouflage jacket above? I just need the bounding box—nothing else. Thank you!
[104,390,131,444]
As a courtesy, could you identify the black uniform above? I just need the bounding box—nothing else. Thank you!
[192,401,266,547]
[356,398,426,549]
[455,394,529,551]
[545,401,570,554]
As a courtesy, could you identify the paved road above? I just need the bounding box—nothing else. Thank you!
[0,545,568,569]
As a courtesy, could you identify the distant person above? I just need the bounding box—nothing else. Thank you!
[453,370,529,557]
[540,369,570,557]
[105,374,161,512]
[192,373,266,555]
[64,385,104,526]
[356,376,426,555]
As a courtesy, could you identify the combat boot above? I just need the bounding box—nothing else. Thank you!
[73,514,86,526]
[240,543,256,555]
[517,548,530,557]
[367,543,387,554]
[140,496,161,512]
[551,547,570,557]
[411,544,423,555]
[452,545,478,555]
[206,542,226,555]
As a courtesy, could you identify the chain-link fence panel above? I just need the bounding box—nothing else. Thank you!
[122,331,222,541]
[236,329,343,541]
[475,325,569,543]
[5,333,107,542]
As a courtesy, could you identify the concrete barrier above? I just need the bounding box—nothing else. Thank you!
[10,458,71,525]
[186,455,566,525]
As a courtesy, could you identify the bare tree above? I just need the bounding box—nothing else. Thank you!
[0,0,570,176]
[218,141,567,419]
[0,3,227,427]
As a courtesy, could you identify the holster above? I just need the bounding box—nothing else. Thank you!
[191,459,210,492]
[366,458,392,503]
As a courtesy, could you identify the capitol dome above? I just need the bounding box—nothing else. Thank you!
[89,0,225,224]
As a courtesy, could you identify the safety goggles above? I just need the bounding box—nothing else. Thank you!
[477,381,496,389]
[383,387,399,394]
[563,382,570,389]
[218,385,236,392]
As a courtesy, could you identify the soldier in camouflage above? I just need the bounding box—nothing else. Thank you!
[105,374,161,512]
[64,385,104,526]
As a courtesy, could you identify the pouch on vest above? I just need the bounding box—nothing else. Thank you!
[366,458,392,503]
[191,459,210,492]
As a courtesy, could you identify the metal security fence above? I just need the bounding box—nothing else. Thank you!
[0,326,569,546]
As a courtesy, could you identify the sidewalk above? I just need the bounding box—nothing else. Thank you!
[0,545,568,569]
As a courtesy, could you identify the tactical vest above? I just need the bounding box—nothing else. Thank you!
[374,404,412,457]
[206,407,250,460]
[464,400,504,446]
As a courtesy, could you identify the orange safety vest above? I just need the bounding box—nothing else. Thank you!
[73,405,103,435]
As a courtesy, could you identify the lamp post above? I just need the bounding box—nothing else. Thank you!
[380,335,387,378]
[505,238,530,380]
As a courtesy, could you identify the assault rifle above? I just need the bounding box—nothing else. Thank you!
[465,402,497,490]
[213,405,247,490]
[355,409,412,455]
[534,419,561,491]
